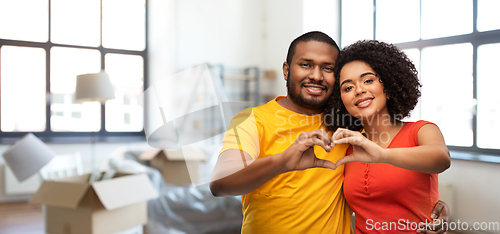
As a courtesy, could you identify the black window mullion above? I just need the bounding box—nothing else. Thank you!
[101,47,145,56]
[419,0,422,41]
[472,42,478,151]
[99,48,106,133]
[99,0,106,134]
[472,0,478,150]
[143,0,149,134]
[45,46,52,134]
[46,0,52,134]
[473,0,478,33]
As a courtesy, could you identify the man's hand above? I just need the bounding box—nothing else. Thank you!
[210,129,339,197]
[282,129,337,172]
[418,200,450,233]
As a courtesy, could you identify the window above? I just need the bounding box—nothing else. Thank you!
[0,0,147,142]
[302,0,339,38]
[341,0,500,156]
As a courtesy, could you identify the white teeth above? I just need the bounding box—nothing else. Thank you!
[358,99,371,105]
[307,87,322,90]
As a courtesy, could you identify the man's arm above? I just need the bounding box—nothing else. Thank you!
[209,149,286,196]
[210,129,336,197]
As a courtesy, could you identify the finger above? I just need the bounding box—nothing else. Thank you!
[313,159,337,170]
[432,219,443,231]
[309,137,332,152]
[334,155,355,167]
[332,128,354,142]
[296,136,331,152]
[428,229,444,234]
[425,220,445,233]
[333,129,364,143]
[417,225,445,234]
[430,202,444,220]
[333,136,364,146]
[417,230,444,234]
[314,129,333,146]
[432,219,445,232]
[418,221,445,234]
[333,128,363,140]
[301,130,332,146]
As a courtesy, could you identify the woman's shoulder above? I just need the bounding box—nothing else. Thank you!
[404,120,438,131]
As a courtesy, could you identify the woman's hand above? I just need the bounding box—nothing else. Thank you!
[331,128,387,167]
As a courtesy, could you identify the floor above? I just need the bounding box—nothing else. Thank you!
[0,202,241,234]
[0,202,464,234]
[0,202,44,234]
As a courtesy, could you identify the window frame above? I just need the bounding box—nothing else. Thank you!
[340,0,500,157]
[0,0,148,143]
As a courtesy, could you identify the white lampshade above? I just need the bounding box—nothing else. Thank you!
[74,71,115,103]
[2,133,56,182]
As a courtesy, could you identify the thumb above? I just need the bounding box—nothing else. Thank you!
[313,159,337,170]
[335,155,354,168]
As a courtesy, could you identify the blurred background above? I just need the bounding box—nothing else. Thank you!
[0,0,499,233]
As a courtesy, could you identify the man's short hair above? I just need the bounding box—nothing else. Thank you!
[286,31,340,65]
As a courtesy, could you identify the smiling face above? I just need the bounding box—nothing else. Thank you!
[339,60,388,121]
[283,41,338,114]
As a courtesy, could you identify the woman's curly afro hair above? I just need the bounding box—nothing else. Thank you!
[324,40,421,132]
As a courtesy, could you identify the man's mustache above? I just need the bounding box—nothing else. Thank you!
[301,81,327,91]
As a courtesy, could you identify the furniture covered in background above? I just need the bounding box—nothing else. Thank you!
[106,145,243,234]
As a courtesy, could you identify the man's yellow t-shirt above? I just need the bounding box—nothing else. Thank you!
[220,97,352,234]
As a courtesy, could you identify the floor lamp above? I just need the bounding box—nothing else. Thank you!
[74,71,115,171]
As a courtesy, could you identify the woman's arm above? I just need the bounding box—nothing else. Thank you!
[385,124,450,174]
[332,125,450,174]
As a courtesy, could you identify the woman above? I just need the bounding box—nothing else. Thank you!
[324,40,451,233]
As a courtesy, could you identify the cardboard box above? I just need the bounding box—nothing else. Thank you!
[140,147,206,185]
[29,173,159,234]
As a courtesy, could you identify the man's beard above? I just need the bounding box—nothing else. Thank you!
[286,72,329,111]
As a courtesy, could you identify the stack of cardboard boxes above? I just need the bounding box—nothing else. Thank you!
[30,173,158,234]
[140,147,206,185]
[28,146,206,233]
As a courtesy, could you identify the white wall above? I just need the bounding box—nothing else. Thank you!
[439,158,500,234]
[148,0,316,98]
[148,0,178,86]
[302,0,340,43]
[262,0,341,97]
[148,0,343,99]
[262,0,304,97]
[176,0,265,70]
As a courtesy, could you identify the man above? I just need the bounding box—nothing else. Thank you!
[210,31,447,234]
